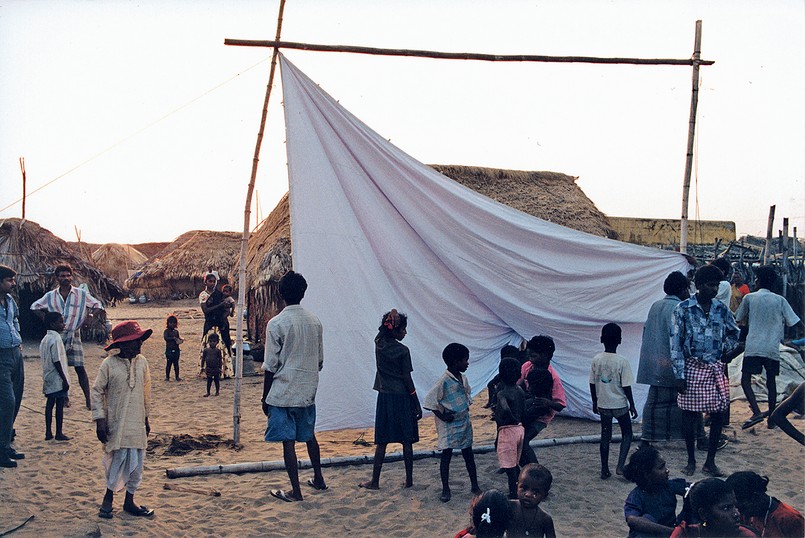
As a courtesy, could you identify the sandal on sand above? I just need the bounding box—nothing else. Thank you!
[270,489,297,502]
[307,478,328,491]
[124,505,154,517]
[98,507,113,519]
[742,414,767,430]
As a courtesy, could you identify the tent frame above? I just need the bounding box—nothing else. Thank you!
[226,9,711,443]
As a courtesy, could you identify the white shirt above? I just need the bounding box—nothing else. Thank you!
[40,330,70,395]
[262,304,324,408]
[735,288,800,360]
[589,351,634,409]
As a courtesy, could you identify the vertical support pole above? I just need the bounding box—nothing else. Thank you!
[233,0,287,445]
[782,218,789,296]
[680,20,702,255]
[19,158,26,219]
[763,205,775,265]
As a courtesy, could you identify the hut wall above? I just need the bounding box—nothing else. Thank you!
[608,217,735,247]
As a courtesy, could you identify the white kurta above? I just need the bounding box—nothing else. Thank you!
[91,352,151,452]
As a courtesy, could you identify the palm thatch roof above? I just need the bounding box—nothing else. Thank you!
[0,218,124,336]
[243,165,616,343]
[430,165,618,239]
[245,193,291,342]
[126,230,243,300]
[91,243,148,289]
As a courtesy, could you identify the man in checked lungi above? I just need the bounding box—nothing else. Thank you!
[671,264,741,478]
[32,264,104,409]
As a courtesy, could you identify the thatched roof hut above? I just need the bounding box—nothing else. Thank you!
[0,218,125,337]
[245,193,291,342]
[430,165,618,239]
[126,230,243,300]
[91,243,148,289]
[244,165,616,343]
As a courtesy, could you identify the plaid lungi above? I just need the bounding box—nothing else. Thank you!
[677,358,729,413]
[63,331,84,367]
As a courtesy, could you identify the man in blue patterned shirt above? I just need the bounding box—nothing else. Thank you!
[0,264,24,468]
[671,264,740,478]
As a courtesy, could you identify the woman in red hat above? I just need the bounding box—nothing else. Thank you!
[91,320,154,519]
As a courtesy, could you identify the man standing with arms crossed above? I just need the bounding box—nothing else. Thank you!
[32,264,103,410]
[0,265,25,467]
[261,271,327,502]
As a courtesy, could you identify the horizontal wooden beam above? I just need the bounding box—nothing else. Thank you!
[224,39,714,66]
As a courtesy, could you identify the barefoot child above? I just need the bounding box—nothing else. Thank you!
[92,320,154,519]
[201,333,222,397]
[589,323,638,479]
[424,342,481,502]
[359,309,422,490]
[40,312,71,441]
[509,463,556,538]
[495,357,527,499]
[163,315,183,381]
[623,446,690,537]
[726,471,804,537]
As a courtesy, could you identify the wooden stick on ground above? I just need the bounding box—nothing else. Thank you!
[0,515,35,536]
[163,483,221,497]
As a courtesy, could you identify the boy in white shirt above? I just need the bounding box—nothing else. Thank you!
[590,323,638,479]
[40,312,71,441]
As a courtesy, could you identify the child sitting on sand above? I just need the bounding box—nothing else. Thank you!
[623,446,690,537]
[424,342,482,502]
[495,357,527,499]
[455,489,512,538]
[508,463,556,537]
[163,315,183,381]
[726,471,804,537]
[200,333,222,397]
[670,478,756,537]
[40,312,71,441]
[589,323,638,479]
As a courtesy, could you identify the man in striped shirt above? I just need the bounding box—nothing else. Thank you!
[32,264,103,409]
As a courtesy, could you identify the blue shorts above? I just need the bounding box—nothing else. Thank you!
[264,405,316,443]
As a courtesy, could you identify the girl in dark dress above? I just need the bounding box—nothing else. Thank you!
[359,309,422,489]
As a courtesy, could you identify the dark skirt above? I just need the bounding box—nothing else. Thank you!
[641,385,705,441]
[374,392,419,445]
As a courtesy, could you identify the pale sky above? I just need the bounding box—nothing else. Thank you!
[1,0,803,245]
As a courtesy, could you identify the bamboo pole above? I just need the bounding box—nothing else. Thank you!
[782,218,789,296]
[763,205,776,264]
[18,157,26,219]
[165,433,622,479]
[233,0,287,445]
[224,39,714,66]
[680,20,703,255]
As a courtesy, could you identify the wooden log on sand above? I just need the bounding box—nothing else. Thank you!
[165,433,620,479]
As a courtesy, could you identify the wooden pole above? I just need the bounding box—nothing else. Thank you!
[233,0,287,445]
[224,39,714,66]
[19,157,26,219]
[763,205,775,264]
[680,20,703,255]
[794,227,799,261]
[782,217,789,296]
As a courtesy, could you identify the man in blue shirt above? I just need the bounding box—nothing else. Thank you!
[0,264,24,468]
[671,265,741,477]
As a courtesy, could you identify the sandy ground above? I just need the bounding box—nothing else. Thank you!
[0,299,803,537]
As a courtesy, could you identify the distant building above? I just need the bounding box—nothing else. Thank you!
[608,217,735,248]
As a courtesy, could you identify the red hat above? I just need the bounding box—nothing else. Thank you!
[105,320,153,351]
